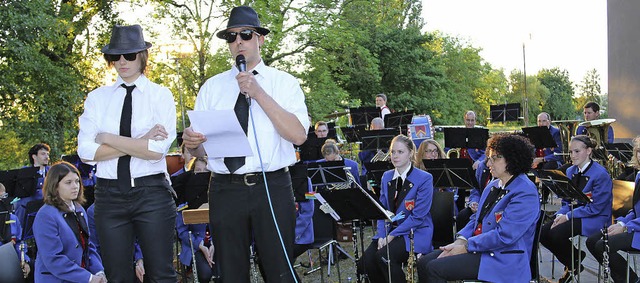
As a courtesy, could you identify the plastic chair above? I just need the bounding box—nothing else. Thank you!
[303,200,342,283]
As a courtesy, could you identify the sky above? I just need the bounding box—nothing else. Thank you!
[421,0,608,92]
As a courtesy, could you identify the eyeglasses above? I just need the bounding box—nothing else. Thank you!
[425,149,439,154]
[106,53,137,62]
[487,154,504,163]
[224,29,260,43]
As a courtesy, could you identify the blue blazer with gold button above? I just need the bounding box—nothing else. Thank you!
[375,166,434,254]
[33,204,103,283]
[458,174,540,283]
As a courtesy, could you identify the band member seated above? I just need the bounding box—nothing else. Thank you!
[14,143,50,230]
[575,101,614,143]
[318,139,361,187]
[586,135,640,283]
[462,111,486,166]
[358,134,434,283]
[531,112,563,169]
[314,121,329,138]
[417,133,539,283]
[539,135,613,283]
[0,183,32,279]
[33,161,106,283]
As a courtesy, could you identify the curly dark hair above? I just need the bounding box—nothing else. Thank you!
[486,133,534,176]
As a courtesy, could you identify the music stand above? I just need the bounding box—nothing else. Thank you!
[0,170,17,198]
[61,154,95,179]
[349,107,380,127]
[289,163,309,202]
[534,169,591,203]
[422,159,479,189]
[363,161,394,197]
[184,172,211,210]
[490,103,521,123]
[298,135,329,162]
[384,111,414,129]
[606,143,633,163]
[443,128,489,149]
[359,129,396,151]
[0,211,9,243]
[307,161,349,187]
[341,126,365,143]
[522,126,558,149]
[14,167,40,198]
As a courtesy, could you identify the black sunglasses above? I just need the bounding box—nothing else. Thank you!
[224,29,259,43]
[106,53,138,62]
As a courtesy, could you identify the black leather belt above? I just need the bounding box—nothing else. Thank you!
[212,167,289,186]
[97,173,166,188]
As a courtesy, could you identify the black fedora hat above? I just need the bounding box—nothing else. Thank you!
[215,6,270,39]
[101,25,152,54]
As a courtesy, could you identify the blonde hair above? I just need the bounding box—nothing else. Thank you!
[414,139,445,170]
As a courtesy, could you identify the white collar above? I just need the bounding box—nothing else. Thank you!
[393,165,411,181]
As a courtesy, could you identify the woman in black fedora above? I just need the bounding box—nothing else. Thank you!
[77,24,178,282]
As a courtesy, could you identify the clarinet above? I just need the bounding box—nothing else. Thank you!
[352,219,362,283]
[601,227,611,282]
[20,240,26,277]
[406,229,416,283]
[188,231,200,283]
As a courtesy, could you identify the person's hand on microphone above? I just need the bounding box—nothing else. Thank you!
[236,71,265,101]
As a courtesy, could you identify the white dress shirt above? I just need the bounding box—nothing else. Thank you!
[77,75,177,179]
[194,60,310,174]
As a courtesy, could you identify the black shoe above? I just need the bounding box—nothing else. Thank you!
[559,264,584,283]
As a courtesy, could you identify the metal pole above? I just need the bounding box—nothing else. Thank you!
[523,43,529,127]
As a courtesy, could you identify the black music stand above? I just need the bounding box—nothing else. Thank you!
[606,143,633,163]
[359,129,396,151]
[298,135,329,162]
[14,167,40,198]
[422,159,479,189]
[363,161,394,197]
[0,170,17,198]
[443,128,489,150]
[522,126,558,149]
[307,161,348,187]
[490,103,521,123]
[349,107,380,127]
[341,125,365,143]
[0,211,9,243]
[534,169,591,204]
[384,111,414,130]
[184,172,211,210]
[289,163,309,202]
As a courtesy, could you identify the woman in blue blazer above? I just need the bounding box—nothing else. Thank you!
[540,135,613,283]
[33,161,105,283]
[358,134,434,283]
[417,133,539,283]
[586,135,640,283]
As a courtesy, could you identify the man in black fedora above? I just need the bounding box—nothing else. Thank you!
[182,5,309,283]
[78,24,177,282]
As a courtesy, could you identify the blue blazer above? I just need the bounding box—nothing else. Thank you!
[2,213,30,262]
[558,161,613,236]
[616,172,640,250]
[375,166,434,254]
[542,126,563,165]
[295,178,314,245]
[576,124,614,143]
[469,160,490,204]
[176,203,207,266]
[34,204,103,283]
[459,174,540,283]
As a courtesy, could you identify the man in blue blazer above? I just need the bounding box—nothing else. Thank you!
[532,112,564,169]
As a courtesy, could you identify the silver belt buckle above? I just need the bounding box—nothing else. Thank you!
[131,178,136,188]
[244,173,257,186]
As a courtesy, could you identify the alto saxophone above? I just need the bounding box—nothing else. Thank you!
[406,229,416,283]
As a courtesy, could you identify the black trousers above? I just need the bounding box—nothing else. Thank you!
[95,176,177,282]
[416,249,481,283]
[539,217,584,269]
[358,237,409,283]
[586,230,638,283]
[209,169,296,283]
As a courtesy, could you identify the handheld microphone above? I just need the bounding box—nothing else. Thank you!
[236,55,250,105]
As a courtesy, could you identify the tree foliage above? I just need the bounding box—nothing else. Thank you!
[537,68,576,120]
[575,68,605,116]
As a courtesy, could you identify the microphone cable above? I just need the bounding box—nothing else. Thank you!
[247,98,299,283]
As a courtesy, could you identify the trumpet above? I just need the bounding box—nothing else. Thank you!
[406,229,416,283]
[188,231,200,283]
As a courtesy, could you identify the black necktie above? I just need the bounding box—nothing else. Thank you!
[224,91,250,173]
[118,84,135,189]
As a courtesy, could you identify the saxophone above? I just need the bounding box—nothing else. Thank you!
[406,229,416,283]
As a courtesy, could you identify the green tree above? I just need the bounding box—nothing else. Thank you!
[0,0,118,168]
[537,68,576,120]
[506,70,548,126]
[575,68,605,116]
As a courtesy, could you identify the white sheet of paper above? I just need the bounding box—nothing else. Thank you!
[187,110,253,158]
